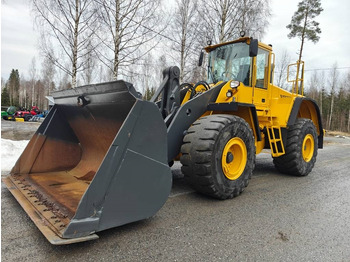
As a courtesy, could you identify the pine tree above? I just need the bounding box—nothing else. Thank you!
[7,69,20,106]
[287,0,323,63]
[1,86,10,105]
[286,0,323,94]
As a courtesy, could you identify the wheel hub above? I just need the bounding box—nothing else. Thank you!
[222,137,247,180]
[302,134,314,162]
[226,152,234,163]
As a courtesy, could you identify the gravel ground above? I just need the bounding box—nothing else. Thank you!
[1,119,41,141]
[1,120,350,261]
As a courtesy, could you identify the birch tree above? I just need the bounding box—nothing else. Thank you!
[41,56,56,109]
[41,55,56,94]
[171,0,199,82]
[94,0,163,80]
[238,0,271,39]
[200,0,271,44]
[32,0,98,88]
[81,39,96,85]
[328,63,339,130]
[29,57,37,106]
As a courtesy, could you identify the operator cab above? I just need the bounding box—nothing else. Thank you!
[204,37,272,90]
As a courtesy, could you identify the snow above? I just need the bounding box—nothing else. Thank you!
[1,139,29,172]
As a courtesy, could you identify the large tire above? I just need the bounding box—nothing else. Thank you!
[180,114,256,199]
[273,118,318,176]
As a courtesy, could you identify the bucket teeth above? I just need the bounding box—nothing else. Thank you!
[9,175,70,234]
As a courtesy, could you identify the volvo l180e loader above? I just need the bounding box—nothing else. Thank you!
[3,36,323,244]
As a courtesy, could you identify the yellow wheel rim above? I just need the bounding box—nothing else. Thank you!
[222,137,247,180]
[302,134,314,162]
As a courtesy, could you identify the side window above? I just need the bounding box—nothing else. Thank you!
[256,49,269,88]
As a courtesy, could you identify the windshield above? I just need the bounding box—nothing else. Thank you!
[208,42,251,85]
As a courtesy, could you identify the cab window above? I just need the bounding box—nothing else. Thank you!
[256,49,269,88]
[208,42,252,86]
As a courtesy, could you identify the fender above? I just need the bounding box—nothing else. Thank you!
[207,102,262,142]
[287,97,323,148]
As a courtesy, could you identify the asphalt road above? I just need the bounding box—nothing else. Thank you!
[1,120,350,261]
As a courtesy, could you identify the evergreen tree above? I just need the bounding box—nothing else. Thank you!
[7,69,20,106]
[143,87,155,101]
[287,0,323,62]
[1,86,10,105]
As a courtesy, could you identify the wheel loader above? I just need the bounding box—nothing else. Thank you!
[3,35,323,244]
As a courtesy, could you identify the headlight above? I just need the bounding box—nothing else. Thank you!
[230,81,240,88]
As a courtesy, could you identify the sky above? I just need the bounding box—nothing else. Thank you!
[263,0,350,74]
[1,0,38,81]
[1,0,350,83]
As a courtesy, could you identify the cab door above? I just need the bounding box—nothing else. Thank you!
[252,48,270,110]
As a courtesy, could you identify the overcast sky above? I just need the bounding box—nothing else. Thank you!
[263,0,350,74]
[1,0,350,82]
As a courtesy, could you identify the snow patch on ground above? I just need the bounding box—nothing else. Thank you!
[1,139,29,172]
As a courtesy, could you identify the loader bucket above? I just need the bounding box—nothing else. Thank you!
[3,81,172,245]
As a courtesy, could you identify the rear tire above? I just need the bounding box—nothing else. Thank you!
[273,118,318,176]
[180,114,255,199]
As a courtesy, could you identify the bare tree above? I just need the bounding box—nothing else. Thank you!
[200,0,271,44]
[141,54,154,95]
[32,0,98,88]
[34,80,46,110]
[171,0,199,82]
[41,55,56,93]
[19,73,27,108]
[200,0,239,43]
[157,55,168,83]
[275,49,291,89]
[343,71,350,132]
[94,0,163,80]
[81,39,97,85]
[41,56,56,109]
[239,0,271,39]
[318,71,325,116]
[328,63,339,130]
[307,70,319,100]
[29,57,37,106]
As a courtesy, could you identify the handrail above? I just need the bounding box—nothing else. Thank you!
[287,60,304,95]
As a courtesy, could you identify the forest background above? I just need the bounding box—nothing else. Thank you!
[1,0,350,132]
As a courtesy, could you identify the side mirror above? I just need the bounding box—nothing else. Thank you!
[198,51,204,66]
[249,39,258,57]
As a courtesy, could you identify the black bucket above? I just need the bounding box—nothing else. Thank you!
[3,81,172,244]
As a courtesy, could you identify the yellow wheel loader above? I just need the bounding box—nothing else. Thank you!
[3,36,323,244]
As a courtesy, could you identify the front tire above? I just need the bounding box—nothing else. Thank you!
[180,115,256,199]
[273,118,318,176]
